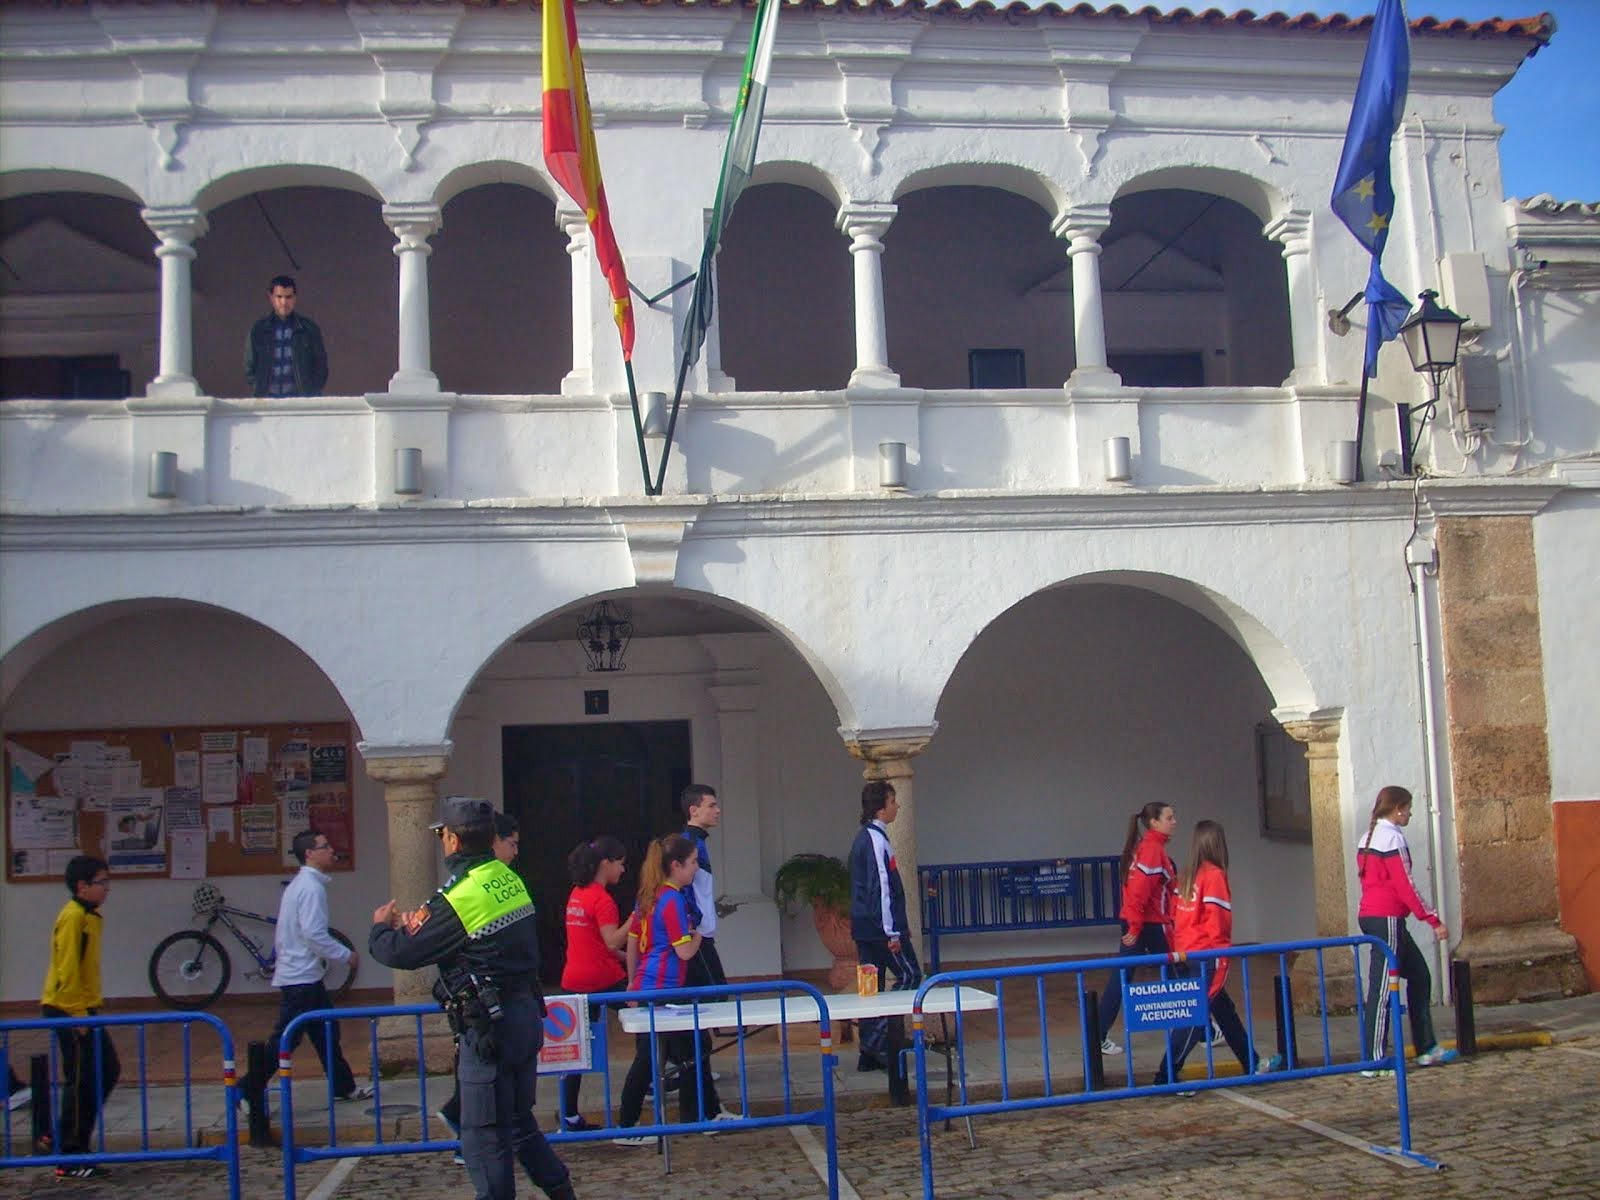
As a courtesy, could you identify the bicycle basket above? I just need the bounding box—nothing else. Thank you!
[192,882,224,915]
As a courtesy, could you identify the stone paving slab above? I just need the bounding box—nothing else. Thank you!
[5,1038,1590,1199]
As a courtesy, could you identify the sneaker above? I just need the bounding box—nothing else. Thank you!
[452,1151,465,1166]
[54,1165,107,1180]
[5,1086,30,1113]
[1176,1089,1198,1098]
[336,1083,374,1102]
[559,1115,601,1133]
[701,1109,740,1136]
[1207,1022,1223,1047]
[1359,1068,1395,1078]
[1415,1046,1459,1068]
[1258,1055,1285,1074]
[612,1132,654,1147]
[1100,1038,1122,1056]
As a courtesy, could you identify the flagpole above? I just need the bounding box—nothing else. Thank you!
[623,359,653,495]
[1352,369,1370,483]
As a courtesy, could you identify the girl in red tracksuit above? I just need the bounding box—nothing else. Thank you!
[1357,785,1455,1070]
[1152,820,1281,1085]
[1095,801,1178,1053]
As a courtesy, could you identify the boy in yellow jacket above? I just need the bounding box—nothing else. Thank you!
[40,856,118,1179]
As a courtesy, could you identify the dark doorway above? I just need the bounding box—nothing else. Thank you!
[502,720,692,984]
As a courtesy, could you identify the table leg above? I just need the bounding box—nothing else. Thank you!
[887,1014,910,1106]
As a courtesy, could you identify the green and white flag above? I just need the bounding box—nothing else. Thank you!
[682,0,780,372]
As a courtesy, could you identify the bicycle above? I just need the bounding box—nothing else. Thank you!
[147,882,357,1010]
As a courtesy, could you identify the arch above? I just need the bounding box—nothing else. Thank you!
[938,569,1316,719]
[749,160,846,210]
[433,160,560,211]
[443,585,856,739]
[1112,164,1285,227]
[0,169,143,206]
[1,598,362,732]
[194,165,383,214]
[894,162,1062,220]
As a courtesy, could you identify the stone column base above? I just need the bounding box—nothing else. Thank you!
[373,1011,456,1074]
[1454,922,1587,1005]
[1289,949,1361,1015]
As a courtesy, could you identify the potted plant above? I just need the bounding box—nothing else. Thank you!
[775,853,857,990]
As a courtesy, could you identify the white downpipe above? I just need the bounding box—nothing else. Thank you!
[1407,534,1453,1004]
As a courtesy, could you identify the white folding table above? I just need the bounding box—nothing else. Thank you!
[618,985,996,1139]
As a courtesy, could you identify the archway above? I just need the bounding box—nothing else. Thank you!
[920,579,1316,966]
[0,600,378,1006]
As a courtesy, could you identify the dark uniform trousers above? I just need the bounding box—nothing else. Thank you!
[458,991,569,1200]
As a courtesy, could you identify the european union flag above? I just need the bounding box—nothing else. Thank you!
[1331,0,1412,377]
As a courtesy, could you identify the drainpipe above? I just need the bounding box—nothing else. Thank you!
[1405,505,1453,1004]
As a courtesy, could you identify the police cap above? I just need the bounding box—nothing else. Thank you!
[429,795,495,832]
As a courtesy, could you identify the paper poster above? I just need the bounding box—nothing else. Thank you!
[170,830,206,879]
[9,849,47,877]
[47,849,79,875]
[202,753,237,805]
[310,743,347,784]
[166,787,203,830]
[112,761,143,796]
[174,751,200,789]
[243,736,270,776]
[307,786,353,862]
[53,762,85,801]
[104,746,131,761]
[4,739,56,784]
[275,740,310,789]
[10,788,76,849]
[80,764,115,812]
[239,804,277,855]
[108,790,165,872]
[200,732,237,753]
[281,790,312,867]
[207,806,235,841]
[69,740,106,763]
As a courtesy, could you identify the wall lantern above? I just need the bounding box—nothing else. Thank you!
[578,599,633,673]
[1397,290,1468,474]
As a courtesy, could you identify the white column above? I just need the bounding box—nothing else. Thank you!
[836,203,900,389]
[558,208,594,396]
[1052,205,1120,387]
[384,203,442,395]
[142,206,207,398]
[1264,211,1321,387]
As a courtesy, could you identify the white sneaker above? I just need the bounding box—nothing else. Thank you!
[1100,1038,1123,1056]
[612,1133,654,1147]
[336,1083,374,1102]
[1359,1068,1395,1079]
[701,1109,741,1136]
[5,1087,30,1113]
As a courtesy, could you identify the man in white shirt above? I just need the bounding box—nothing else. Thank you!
[247,830,370,1102]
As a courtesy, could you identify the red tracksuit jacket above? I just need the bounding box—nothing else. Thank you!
[1120,829,1176,941]
[1173,861,1234,996]
[1356,818,1440,928]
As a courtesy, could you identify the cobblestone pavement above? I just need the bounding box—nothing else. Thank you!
[2,1040,1595,1198]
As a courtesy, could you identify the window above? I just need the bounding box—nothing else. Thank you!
[968,348,1026,389]
[1106,351,1205,388]
[1256,721,1311,841]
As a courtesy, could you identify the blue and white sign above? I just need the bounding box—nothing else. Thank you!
[1123,977,1207,1033]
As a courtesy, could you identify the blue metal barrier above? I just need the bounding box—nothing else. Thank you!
[278,981,839,1200]
[910,935,1444,1199]
[920,856,1122,971]
[0,1011,241,1198]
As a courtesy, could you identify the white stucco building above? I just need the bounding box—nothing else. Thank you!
[1,1,1594,1013]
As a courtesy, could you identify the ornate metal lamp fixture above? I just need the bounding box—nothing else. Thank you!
[1397,289,1468,474]
[578,599,633,672]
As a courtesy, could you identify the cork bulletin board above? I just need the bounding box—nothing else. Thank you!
[4,722,355,883]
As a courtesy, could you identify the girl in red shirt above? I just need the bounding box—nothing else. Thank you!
[555,835,627,1133]
[1153,820,1282,1087]
[1095,801,1178,1054]
[1357,785,1454,1071]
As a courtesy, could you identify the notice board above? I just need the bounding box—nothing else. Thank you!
[4,723,355,883]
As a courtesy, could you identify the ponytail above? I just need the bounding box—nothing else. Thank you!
[1120,802,1171,877]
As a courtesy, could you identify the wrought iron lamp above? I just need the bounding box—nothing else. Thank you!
[1397,289,1468,474]
[577,599,632,672]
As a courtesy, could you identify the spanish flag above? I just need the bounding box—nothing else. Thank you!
[543,0,634,360]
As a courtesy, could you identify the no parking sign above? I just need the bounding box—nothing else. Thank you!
[536,993,592,1073]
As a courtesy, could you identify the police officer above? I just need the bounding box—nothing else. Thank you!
[369,796,576,1200]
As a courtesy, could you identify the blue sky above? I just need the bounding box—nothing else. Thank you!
[1321,1,1600,201]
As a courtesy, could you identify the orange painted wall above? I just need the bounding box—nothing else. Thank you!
[1554,800,1600,991]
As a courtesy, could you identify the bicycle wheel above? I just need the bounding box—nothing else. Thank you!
[324,929,358,1000]
[148,930,232,1010]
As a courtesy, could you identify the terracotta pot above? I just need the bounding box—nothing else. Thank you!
[812,902,859,991]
